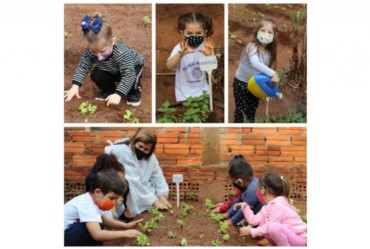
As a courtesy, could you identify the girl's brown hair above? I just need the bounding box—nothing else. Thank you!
[83,12,112,45]
[131,129,157,160]
[177,12,213,37]
[244,18,278,69]
[259,172,291,198]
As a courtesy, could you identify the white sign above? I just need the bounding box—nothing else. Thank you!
[199,55,218,72]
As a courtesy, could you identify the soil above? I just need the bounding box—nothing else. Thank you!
[228,4,307,123]
[64,4,152,123]
[156,4,225,123]
[105,201,263,247]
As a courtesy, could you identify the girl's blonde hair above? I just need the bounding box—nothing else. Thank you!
[82,12,112,45]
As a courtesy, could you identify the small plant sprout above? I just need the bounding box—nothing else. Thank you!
[139,218,158,233]
[177,219,186,229]
[180,238,188,246]
[219,220,229,234]
[142,16,151,25]
[167,230,176,239]
[205,198,215,210]
[210,212,224,222]
[211,239,222,246]
[149,208,165,222]
[157,100,177,123]
[79,101,97,115]
[180,202,194,217]
[123,109,140,123]
[137,234,150,246]
[222,234,230,241]
[185,191,197,201]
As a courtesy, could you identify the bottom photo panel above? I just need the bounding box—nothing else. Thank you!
[64,127,307,246]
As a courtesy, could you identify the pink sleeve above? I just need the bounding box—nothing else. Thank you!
[242,204,264,227]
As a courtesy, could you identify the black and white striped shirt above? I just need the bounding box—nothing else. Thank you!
[72,41,145,96]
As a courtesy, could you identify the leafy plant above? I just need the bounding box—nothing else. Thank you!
[137,234,150,246]
[167,230,176,238]
[257,11,265,18]
[277,68,288,86]
[181,91,210,123]
[219,220,229,234]
[205,198,215,210]
[222,234,230,241]
[139,218,157,233]
[149,208,165,222]
[180,202,194,217]
[211,239,222,246]
[210,212,224,223]
[289,9,305,32]
[269,108,306,123]
[230,34,243,45]
[123,109,140,123]
[180,238,188,246]
[142,16,151,25]
[185,191,197,201]
[79,101,97,115]
[157,100,177,123]
[177,219,186,229]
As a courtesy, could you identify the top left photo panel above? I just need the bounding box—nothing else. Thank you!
[64,4,152,123]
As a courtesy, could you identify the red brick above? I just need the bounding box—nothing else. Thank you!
[177,156,202,165]
[88,144,105,154]
[96,131,124,143]
[278,127,303,135]
[255,145,281,156]
[72,132,96,142]
[241,134,265,145]
[157,133,179,144]
[221,133,240,145]
[157,154,177,165]
[190,127,202,133]
[247,156,269,165]
[281,146,306,157]
[190,144,202,155]
[189,167,216,181]
[154,144,164,154]
[291,137,307,146]
[230,145,255,156]
[293,157,307,166]
[227,128,242,133]
[72,155,96,167]
[242,128,252,133]
[164,144,190,155]
[269,156,294,166]
[164,127,189,133]
[266,135,291,146]
[252,127,278,135]
[65,142,85,153]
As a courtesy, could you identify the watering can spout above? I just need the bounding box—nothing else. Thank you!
[247,73,283,100]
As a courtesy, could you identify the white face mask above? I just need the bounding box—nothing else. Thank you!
[257,31,274,45]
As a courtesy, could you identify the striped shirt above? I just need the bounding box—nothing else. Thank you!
[72,41,145,96]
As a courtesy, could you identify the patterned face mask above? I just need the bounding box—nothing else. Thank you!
[185,35,204,48]
[257,31,274,45]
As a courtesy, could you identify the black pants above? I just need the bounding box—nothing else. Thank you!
[233,77,260,123]
[64,222,104,246]
[90,65,144,95]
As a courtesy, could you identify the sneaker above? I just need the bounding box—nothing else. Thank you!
[95,90,115,101]
[126,89,141,106]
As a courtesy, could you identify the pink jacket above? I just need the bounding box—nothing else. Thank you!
[242,196,307,238]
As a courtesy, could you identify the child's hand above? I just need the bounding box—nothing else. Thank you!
[159,195,172,209]
[106,93,121,106]
[64,85,81,102]
[154,199,169,210]
[126,218,144,228]
[211,203,222,213]
[239,225,252,236]
[123,229,142,238]
[233,202,247,211]
[199,37,215,56]
[179,40,194,57]
[271,73,280,86]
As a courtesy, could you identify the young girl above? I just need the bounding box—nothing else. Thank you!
[64,170,143,246]
[234,172,307,246]
[166,12,215,102]
[105,129,172,217]
[64,13,145,107]
[223,155,263,226]
[233,18,279,123]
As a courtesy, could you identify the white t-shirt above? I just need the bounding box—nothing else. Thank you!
[168,43,209,102]
[64,192,103,230]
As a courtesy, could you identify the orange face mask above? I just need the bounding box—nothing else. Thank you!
[94,194,115,211]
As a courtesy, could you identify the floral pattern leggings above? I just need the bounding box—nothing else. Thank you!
[233,77,260,123]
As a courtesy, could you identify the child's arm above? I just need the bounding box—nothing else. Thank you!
[241,203,264,227]
[86,222,142,241]
[102,215,143,229]
[166,41,194,70]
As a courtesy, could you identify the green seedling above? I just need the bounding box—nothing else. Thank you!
[123,109,140,123]
[205,198,215,210]
[210,212,224,222]
[167,230,176,239]
[157,100,177,123]
[142,16,151,25]
[79,101,97,115]
[257,11,265,18]
[222,234,230,241]
[180,238,188,246]
[219,220,229,234]
[177,219,186,229]
[211,239,222,246]
[137,234,150,246]
[149,208,164,222]
[185,191,197,201]
[139,218,157,233]
[180,202,194,217]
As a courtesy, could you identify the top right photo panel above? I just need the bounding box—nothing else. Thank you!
[229,4,307,123]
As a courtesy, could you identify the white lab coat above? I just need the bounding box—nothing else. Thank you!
[105,138,169,216]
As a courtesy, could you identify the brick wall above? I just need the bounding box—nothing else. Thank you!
[65,127,307,210]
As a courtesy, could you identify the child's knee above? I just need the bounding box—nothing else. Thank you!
[267,222,283,236]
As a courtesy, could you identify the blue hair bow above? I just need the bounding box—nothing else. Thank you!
[80,15,103,34]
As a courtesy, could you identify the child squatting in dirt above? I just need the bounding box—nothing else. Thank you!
[166,12,215,102]
[64,13,145,107]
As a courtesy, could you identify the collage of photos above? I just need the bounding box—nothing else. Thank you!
[64,3,307,247]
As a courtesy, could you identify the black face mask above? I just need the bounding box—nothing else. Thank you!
[185,35,204,48]
[233,181,246,192]
[135,147,147,160]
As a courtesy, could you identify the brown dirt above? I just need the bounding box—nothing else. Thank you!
[64,4,152,123]
[105,201,263,246]
[156,4,225,123]
[228,4,307,123]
